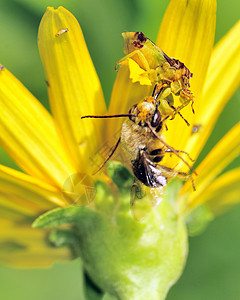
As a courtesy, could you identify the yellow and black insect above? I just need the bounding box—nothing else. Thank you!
[82,86,196,195]
[116,32,194,122]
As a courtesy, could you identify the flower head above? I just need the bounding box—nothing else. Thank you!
[0,1,239,299]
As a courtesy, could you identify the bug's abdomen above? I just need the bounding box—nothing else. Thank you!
[132,150,167,188]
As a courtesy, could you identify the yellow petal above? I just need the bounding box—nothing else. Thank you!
[157,0,216,99]
[38,7,106,173]
[0,67,77,188]
[129,59,152,86]
[183,21,240,161]
[0,164,69,213]
[192,168,240,214]
[105,60,151,155]
[0,218,71,268]
[157,0,217,151]
[0,193,40,218]
[181,122,240,207]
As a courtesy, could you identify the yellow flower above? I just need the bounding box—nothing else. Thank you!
[106,0,240,216]
[0,6,106,266]
[0,0,239,298]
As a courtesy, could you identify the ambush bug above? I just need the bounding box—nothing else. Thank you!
[116,32,194,123]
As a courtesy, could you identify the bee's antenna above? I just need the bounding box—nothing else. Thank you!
[147,123,197,175]
[81,114,135,119]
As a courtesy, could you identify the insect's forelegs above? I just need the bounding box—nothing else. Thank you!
[115,50,151,71]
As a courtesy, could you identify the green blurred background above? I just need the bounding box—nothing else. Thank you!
[0,0,239,299]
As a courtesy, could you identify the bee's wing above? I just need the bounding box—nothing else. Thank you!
[130,179,152,221]
[133,149,160,188]
[130,179,164,221]
[130,152,164,221]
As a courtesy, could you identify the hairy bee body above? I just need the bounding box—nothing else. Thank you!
[120,94,193,188]
[121,119,167,187]
[121,119,161,162]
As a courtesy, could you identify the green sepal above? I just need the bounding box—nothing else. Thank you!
[47,228,81,258]
[33,162,188,300]
[164,178,183,207]
[102,293,118,300]
[84,271,103,300]
[93,180,115,214]
[107,161,133,194]
[32,205,100,229]
[185,204,214,236]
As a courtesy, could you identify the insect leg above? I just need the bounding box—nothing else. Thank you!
[164,149,195,162]
[147,123,197,175]
[92,137,121,175]
[159,165,196,191]
[169,105,190,126]
[115,50,151,71]
[172,90,194,116]
[130,178,143,206]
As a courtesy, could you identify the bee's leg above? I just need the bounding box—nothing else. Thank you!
[92,137,121,175]
[159,165,196,191]
[147,123,197,175]
[176,170,196,191]
[115,50,150,71]
[174,170,196,192]
[191,177,196,191]
[149,148,194,163]
[164,148,195,162]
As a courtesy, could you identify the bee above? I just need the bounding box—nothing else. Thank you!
[116,32,194,120]
[82,86,196,207]
[120,87,196,190]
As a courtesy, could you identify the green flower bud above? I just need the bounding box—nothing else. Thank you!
[34,162,188,300]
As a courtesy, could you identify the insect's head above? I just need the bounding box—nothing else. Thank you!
[129,97,162,131]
